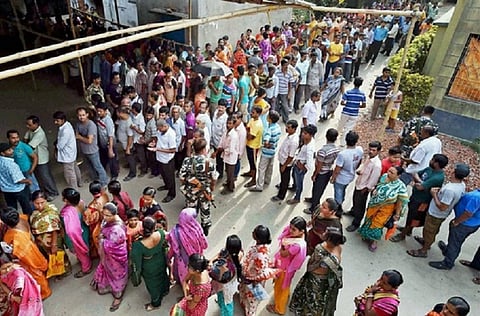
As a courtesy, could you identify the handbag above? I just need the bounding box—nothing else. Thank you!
[46,250,66,278]
[170,303,185,316]
[246,283,269,301]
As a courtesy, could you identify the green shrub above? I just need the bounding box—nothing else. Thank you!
[388,27,437,120]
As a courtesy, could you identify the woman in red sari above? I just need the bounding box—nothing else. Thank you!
[232,45,247,79]
[84,181,109,258]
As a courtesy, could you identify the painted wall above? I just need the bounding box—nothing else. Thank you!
[102,0,138,27]
[426,0,480,141]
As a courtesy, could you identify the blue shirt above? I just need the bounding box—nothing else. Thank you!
[0,156,26,192]
[341,88,366,117]
[373,75,394,99]
[261,123,282,158]
[373,26,388,41]
[238,76,250,105]
[454,189,480,227]
[13,141,34,173]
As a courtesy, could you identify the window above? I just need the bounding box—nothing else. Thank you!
[447,34,480,103]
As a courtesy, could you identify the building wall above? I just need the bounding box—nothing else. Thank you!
[426,0,480,141]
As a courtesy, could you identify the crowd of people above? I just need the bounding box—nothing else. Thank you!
[0,1,476,316]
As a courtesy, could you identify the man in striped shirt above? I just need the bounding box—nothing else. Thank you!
[338,77,367,147]
[369,67,394,120]
[249,111,282,192]
[275,59,295,123]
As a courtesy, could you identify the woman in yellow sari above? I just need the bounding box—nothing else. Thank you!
[358,167,409,252]
[30,190,72,279]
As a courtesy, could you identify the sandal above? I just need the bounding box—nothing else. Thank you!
[368,242,378,252]
[109,298,123,312]
[406,249,427,258]
[389,234,405,243]
[473,277,480,285]
[413,236,425,246]
[144,303,160,312]
[459,260,474,268]
[74,268,92,278]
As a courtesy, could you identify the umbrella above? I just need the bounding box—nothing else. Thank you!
[192,60,232,77]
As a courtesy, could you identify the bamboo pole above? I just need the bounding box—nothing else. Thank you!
[0,4,289,80]
[378,15,419,141]
[9,0,37,90]
[67,0,86,96]
[71,7,129,29]
[0,19,189,65]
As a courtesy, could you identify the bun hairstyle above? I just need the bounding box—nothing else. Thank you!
[253,225,272,245]
[1,207,20,228]
[290,216,308,241]
[142,186,156,197]
[226,235,243,281]
[325,198,342,218]
[62,188,81,205]
[188,253,209,272]
[382,269,404,289]
[89,180,103,195]
[142,217,156,238]
[31,190,47,201]
[107,180,122,195]
[325,226,346,245]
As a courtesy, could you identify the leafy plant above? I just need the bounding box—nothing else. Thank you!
[388,27,437,120]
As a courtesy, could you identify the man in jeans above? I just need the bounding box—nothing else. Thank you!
[75,107,108,187]
[287,124,317,205]
[304,128,340,214]
[330,131,363,212]
[429,188,480,270]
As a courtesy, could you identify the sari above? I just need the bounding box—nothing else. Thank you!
[131,230,169,308]
[320,75,344,119]
[259,38,272,63]
[30,203,71,275]
[289,244,343,316]
[272,225,307,314]
[358,174,409,241]
[3,215,51,300]
[172,280,211,316]
[307,215,342,256]
[0,263,44,316]
[167,208,208,284]
[233,49,247,78]
[111,191,134,222]
[91,217,128,299]
[85,192,109,258]
[60,204,91,274]
[354,289,400,316]
[238,244,280,316]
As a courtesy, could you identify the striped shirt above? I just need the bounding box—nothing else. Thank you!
[316,143,340,175]
[341,88,366,117]
[261,123,282,158]
[275,69,294,95]
[373,75,394,99]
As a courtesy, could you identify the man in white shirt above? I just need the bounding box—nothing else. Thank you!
[53,111,82,189]
[152,119,177,203]
[173,61,187,98]
[382,18,400,56]
[211,100,228,179]
[265,65,279,110]
[293,50,310,113]
[272,119,299,202]
[216,116,239,195]
[401,125,442,185]
[287,124,317,205]
[125,60,138,88]
[302,90,321,127]
[346,141,382,231]
[168,105,186,172]
[232,111,247,179]
[131,102,147,177]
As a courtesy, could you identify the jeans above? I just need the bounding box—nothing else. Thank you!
[62,161,82,189]
[213,146,224,178]
[99,145,119,178]
[256,155,274,190]
[309,171,332,212]
[383,37,395,55]
[23,172,39,193]
[442,222,479,268]
[366,40,383,63]
[246,146,258,173]
[353,58,362,77]
[333,181,349,210]
[234,158,241,178]
[277,164,292,200]
[85,151,108,186]
[351,188,370,227]
[4,185,32,215]
[34,163,59,197]
[277,93,289,122]
[292,164,307,200]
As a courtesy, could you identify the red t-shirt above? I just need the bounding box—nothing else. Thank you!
[381,158,401,175]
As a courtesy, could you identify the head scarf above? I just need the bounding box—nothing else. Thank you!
[170,208,208,256]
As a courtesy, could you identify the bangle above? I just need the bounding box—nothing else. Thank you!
[7,292,12,301]
[366,294,374,298]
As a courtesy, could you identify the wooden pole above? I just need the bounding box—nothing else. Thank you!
[71,7,128,29]
[67,0,86,96]
[9,0,37,90]
[0,19,188,65]
[377,15,419,141]
[113,0,120,26]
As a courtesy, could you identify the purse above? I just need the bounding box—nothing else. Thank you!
[46,250,66,278]
[246,283,269,301]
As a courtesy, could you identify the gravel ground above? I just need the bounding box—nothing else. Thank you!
[355,117,480,191]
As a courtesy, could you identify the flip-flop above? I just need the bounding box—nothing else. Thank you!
[406,249,427,258]
[389,234,405,243]
[109,298,122,312]
[368,243,378,252]
[144,303,159,312]
[473,277,480,285]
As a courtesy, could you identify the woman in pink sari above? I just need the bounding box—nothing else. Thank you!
[167,208,208,284]
[60,188,92,279]
[267,216,308,315]
[354,270,403,316]
[259,32,272,63]
[0,259,44,316]
[90,203,128,312]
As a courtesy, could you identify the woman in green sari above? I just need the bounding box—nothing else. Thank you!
[358,166,409,252]
[131,217,169,311]
[289,227,345,316]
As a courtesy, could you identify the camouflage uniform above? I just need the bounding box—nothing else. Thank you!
[399,116,439,155]
[179,154,218,229]
[85,83,105,106]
